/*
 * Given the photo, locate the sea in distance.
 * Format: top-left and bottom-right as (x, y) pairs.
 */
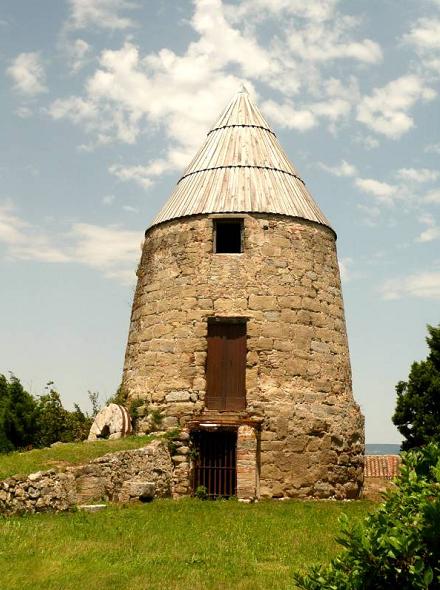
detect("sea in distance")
(365, 444), (401, 455)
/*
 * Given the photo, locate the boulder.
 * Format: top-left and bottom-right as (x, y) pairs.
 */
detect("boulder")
(87, 403), (132, 441)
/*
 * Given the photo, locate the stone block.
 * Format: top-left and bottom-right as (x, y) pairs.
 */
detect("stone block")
(119, 480), (155, 503)
(248, 295), (278, 310)
(165, 391), (191, 402)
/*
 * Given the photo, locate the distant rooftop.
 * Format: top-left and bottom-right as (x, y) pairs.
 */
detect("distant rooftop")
(149, 87), (331, 231)
(364, 455), (401, 479)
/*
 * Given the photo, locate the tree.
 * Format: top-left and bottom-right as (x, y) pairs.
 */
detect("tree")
(65, 404), (91, 441)
(1, 374), (38, 450)
(35, 383), (93, 446)
(34, 383), (70, 447)
(393, 324), (440, 451)
(0, 374), (93, 452)
(0, 375), (14, 453)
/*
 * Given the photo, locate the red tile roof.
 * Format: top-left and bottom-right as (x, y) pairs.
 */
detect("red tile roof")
(365, 455), (401, 478)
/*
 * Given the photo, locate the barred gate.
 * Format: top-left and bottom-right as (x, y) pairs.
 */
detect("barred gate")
(192, 430), (237, 498)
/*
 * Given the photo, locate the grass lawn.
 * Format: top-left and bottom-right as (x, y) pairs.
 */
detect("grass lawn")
(0, 498), (374, 590)
(0, 435), (154, 480)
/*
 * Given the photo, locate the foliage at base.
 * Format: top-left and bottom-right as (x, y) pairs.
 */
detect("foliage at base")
(294, 444), (440, 589)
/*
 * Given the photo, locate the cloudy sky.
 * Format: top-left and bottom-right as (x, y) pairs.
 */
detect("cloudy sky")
(1, 0), (439, 443)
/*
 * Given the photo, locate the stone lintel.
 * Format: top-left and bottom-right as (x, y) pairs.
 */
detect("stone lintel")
(187, 415), (263, 430)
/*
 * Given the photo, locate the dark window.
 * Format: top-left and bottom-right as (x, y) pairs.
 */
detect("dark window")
(214, 219), (243, 253)
(206, 320), (246, 411)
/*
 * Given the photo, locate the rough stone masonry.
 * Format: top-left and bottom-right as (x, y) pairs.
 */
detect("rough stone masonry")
(123, 214), (364, 499)
(121, 88), (365, 500)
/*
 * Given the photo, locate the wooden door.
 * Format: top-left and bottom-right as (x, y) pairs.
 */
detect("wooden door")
(206, 321), (246, 410)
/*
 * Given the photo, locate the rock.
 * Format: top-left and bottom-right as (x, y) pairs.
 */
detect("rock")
(119, 480), (155, 503)
(28, 471), (43, 482)
(88, 403), (132, 441)
(78, 504), (107, 512)
(165, 391), (191, 402)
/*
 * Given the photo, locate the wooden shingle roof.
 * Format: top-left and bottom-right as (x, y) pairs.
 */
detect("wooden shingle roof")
(150, 87), (331, 230)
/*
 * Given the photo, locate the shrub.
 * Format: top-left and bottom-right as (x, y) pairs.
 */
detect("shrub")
(294, 443), (440, 589)
(195, 485), (208, 500)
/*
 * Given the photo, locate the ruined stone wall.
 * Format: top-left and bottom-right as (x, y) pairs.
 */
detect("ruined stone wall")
(123, 213), (364, 499)
(0, 440), (172, 515)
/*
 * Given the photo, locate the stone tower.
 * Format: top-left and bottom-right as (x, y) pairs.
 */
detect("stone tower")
(122, 88), (364, 500)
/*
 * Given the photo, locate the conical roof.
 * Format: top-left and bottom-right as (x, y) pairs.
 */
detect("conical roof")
(150, 87), (331, 230)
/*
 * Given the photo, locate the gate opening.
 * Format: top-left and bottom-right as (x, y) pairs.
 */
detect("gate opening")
(192, 429), (237, 498)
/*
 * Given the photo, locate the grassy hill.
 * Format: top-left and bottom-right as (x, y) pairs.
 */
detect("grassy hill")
(0, 435), (154, 480)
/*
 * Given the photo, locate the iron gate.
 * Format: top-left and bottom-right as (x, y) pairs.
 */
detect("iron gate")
(192, 429), (237, 498)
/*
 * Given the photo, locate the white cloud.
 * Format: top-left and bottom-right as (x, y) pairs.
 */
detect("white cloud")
(355, 135), (380, 150)
(425, 189), (440, 203)
(70, 222), (140, 270)
(0, 203), (140, 284)
(381, 271), (440, 300)
(70, 39), (92, 72)
(286, 23), (382, 64)
(67, 0), (138, 30)
(319, 159), (357, 177)
(357, 75), (436, 138)
(262, 77), (358, 132)
(0, 203), (68, 263)
(404, 18), (440, 50)
(109, 163), (155, 189)
(355, 178), (398, 202)
(50, 0), (383, 186)
(50, 0), (276, 178)
(402, 13), (440, 71)
(396, 168), (439, 183)
(15, 106), (33, 118)
(6, 52), (47, 96)
(416, 212), (440, 242)
(102, 194), (115, 205)
(339, 257), (353, 282)
(417, 226), (440, 242)
(262, 100), (316, 131)
(418, 212), (435, 226)
(122, 205), (139, 213)
(357, 203), (381, 226)
(225, 0), (340, 23)
(425, 143), (440, 154)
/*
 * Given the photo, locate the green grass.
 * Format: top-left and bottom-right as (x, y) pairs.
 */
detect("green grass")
(0, 499), (374, 590)
(0, 435), (154, 480)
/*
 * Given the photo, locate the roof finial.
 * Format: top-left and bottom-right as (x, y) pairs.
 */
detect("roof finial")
(238, 83), (249, 94)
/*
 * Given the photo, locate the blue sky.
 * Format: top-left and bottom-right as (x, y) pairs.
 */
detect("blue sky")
(1, 0), (439, 443)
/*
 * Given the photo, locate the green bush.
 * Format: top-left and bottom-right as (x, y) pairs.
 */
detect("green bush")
(294, 443), (440, 589)
(0, 374), (92, 452)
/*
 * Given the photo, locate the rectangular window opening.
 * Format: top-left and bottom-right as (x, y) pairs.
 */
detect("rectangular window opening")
(214, 219), (243, 254)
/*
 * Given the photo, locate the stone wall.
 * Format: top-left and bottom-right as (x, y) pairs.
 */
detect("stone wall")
(0, 440), (172, 515)
(123, 213), (364, 499)
(237, 425), (259, 501)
